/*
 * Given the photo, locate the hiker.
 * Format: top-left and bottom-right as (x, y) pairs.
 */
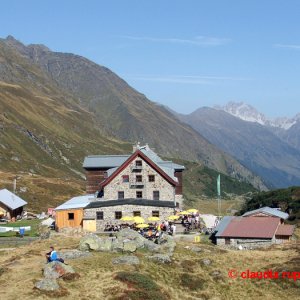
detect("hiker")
(45, 246), (64, 263)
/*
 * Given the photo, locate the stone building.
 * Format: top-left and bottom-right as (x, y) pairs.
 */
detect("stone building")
(215, 207), (295, 249)
(55, 144), (185, 232)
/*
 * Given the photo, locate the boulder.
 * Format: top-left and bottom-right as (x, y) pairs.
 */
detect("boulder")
(189, 246), (203, 253)
(57, 250), (92, 260)
(112, 255), (140, 265)
(158, 234), (176, 255)
(78, 234), (104, 251)
(44, 261), (76, 279)
(35, 279), (60, 291)
(144, 239), (161, 253)
(111, 239), (125, 252)
(116, 229), (145, 249)
(147, 254), (171, 264)
(123, 241), (137, 253)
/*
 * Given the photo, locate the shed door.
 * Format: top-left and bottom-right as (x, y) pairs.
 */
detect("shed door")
(225, 238), (230, 245)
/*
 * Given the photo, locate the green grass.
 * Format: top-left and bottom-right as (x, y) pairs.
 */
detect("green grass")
(0, 219), (41, 237)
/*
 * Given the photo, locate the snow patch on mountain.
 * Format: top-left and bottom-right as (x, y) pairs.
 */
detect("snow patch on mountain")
(215, 102), (299, 130)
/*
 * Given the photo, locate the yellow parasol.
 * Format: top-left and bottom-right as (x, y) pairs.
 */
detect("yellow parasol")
(120, 216), (134, 221)
(187, 209), (198, 213)
(168, 215), (180, 220)
(148, 216), (160, 221)
(179, 211), (189, 215)
(133, 216), (145, 224)
(136, 223), (149, 228)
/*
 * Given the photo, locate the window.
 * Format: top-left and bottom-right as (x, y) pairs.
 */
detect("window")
(136, 191), (143, 198)
(96, 211), (103, 220)
(118, 191), (124, 199)
(133, 211), (141, 217)
(148, 175), (155, 182)
(68, 213), (74, 220)
(153, 191), (160, 200)
(136, 175), (142, 182)
(115, 211), (122, 219)
(135, 160), (142, 167)
(152, 211), (159, 217)
(122, 175), (129, 183)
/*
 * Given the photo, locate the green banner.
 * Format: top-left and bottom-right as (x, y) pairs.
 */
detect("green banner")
(217, 174), (221, 197)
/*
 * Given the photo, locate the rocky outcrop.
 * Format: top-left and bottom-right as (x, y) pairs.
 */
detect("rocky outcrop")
(57, 250), (91, 260)
(44, 261), (76, 279)
(147, 254), (171, 264)
(35, 279), (60, 291)
(78, 229), (176, 256)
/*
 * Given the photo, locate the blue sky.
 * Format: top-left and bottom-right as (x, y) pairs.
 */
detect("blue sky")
(1, 0), (300, 117)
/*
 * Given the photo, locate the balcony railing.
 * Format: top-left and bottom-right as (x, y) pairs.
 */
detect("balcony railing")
(131, 165), (143, 171)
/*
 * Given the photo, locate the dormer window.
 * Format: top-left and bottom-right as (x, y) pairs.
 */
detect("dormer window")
(135, 160), (142, 167)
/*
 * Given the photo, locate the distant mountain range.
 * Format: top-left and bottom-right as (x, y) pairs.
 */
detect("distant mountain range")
(0, 35), (266, 210)
(175, 102), (300, 188)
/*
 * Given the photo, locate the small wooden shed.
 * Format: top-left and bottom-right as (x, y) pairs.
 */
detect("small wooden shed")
(0, 189), (27, 220)
(55, 195), (93, 231)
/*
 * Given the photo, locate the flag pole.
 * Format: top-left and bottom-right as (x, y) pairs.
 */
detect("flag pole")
(217, 174), (221, 217)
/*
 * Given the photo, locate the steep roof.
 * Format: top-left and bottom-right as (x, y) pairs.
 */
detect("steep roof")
(55, 195), (95, 210)
(100, 150), (179, 188)
(83, 155), (129, 169)
(0, 189), (27, 210)
(215, 216), (235, 236)
(243, 207), (289, 220)
(275, 224), (295, 236)
(217, 216), (280, 239)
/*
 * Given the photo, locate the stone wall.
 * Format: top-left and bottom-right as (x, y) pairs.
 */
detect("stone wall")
(104, 156), (175, 201)
(84, 205), (174, 231)
(217, 237), (273, 249)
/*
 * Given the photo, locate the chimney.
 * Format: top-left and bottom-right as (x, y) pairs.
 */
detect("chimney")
(132, 142), (140, 153)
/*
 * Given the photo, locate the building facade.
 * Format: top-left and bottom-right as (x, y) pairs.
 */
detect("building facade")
(55, 144), (185, 232)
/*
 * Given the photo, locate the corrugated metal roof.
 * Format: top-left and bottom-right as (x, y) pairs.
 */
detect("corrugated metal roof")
(215, 216), (235, 236)
(243, 207), (289, 220)
(218, 216), (280, 239)
(86, 199), (175, 209)
(275, 224), (295, 236)
(55, 195), (95, 210)
(0, 189), (27, 210)
(83, 155), (130, 168)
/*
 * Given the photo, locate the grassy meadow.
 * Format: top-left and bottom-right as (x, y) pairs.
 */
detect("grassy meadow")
(0, 230), (299, 300)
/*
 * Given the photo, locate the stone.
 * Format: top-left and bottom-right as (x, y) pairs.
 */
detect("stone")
(190, 246), (203, 253)
(57, 250), (91, 260)
(78, 234), (103, 251)
(147, 254), (171, 264)
(44, 261), (76, 279)
(111, 239), (125, 252)
(201, 258), (212, 266)
(158, 234), (176, 255)
(116, 229), (145, 249)
(35, 279), (60, 291)
(123, 241), (137, 252)
(144, 239), (161, 253)
(112, 255), (140, 265)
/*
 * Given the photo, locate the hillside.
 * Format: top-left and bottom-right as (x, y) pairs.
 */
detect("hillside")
(177, 107), (300, 188)
(239, 186), (300, 223)
(0, 36), (267, 191)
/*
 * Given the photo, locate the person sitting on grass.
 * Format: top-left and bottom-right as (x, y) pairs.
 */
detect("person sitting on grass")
(45, 246), (64, 263)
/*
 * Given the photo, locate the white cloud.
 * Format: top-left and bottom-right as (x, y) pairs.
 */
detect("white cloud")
(273, 44), (300, 50)
(121, 35), (230, 46)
